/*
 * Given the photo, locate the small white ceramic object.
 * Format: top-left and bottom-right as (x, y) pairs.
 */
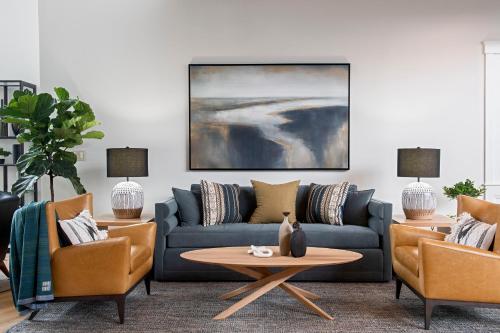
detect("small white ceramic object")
(247, 245), (273, 258)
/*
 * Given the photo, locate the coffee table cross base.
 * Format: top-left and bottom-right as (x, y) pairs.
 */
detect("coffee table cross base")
(214, 264), (333, 320)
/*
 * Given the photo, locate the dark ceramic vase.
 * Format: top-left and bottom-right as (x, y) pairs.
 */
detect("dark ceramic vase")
(290, 222), (307, 258)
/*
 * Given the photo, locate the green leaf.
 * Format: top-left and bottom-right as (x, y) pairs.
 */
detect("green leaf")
(82, 130), (104, 139)
(53, 127), (74, 139)
(54, 87), (69, 101)
(68, 176), (86, 195)
(55, 99), (77, 113)
(16, 133), (32, 144)
(51, 159), (77, 178)
(54, 150), (77, 164)
(17, 94), (38, 116)
(33, 93), (55, 121)
(0, 148), (11, 157)
(0, 106), (27, 118)
(81, 120), (100, 131)
(11, 174), (40, 197)
(1, 117), (30, 126)
(16, 150), (47, 174)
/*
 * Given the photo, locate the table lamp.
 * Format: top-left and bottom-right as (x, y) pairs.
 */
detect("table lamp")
(107, 147), (148, 218)
(397, 147), (440, 220)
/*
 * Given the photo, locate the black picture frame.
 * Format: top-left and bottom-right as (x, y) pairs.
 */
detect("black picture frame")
(189, 63), (350, 171)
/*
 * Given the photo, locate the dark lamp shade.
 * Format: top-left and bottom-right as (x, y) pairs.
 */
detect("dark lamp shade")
(397, 148), (440, 178)
(107, 148), (148, 178)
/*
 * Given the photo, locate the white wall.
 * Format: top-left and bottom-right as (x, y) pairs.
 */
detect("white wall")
(37, 0), (500, 215)
(0, 0), (39, 84)
(0, 0), (39, 195)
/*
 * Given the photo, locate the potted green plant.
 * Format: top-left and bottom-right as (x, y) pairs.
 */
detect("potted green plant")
(443, 179), (486, 199)
(0, 87), (104, 201)
(0, 148), (10, 164)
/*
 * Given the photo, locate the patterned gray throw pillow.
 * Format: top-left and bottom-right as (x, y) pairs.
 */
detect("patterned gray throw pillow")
(306, 182), (350, 225)
(58, 210), (108, 245)
(445, 212), (497, 250)
(200, 180), (242, 226)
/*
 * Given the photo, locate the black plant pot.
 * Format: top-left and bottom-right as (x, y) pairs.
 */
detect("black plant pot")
(0, 159), (4, 165)
(290, 222), (307, 258)
(12, 144), (23, 164)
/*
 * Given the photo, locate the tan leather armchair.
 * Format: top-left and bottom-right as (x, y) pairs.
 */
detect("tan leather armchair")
(30, 193), (156, 324)
(390, 195), (500, 329)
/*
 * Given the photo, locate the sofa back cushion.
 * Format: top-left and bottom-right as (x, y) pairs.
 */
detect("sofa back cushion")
(191, 183), (357, 223)
(173, 188), (202, 227)
(249, 180), (300, 224)
(343, 189), (375, 227)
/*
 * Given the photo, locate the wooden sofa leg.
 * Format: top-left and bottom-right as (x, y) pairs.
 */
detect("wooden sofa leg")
(144, 272), (151, 296)
(395, 278), (402, 299)
(424, 299), (435, 330)
(116, 295), (126, 324)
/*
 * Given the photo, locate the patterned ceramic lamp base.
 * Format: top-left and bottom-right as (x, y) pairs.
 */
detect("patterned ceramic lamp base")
(111, 181), (144, 219)
(402, 182), (436, 220)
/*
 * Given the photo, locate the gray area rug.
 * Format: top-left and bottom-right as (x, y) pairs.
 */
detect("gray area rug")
(8, 281), (500, 332)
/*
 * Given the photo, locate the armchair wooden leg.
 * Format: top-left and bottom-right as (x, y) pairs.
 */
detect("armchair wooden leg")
(115, 295), (126, 324)
(395, 278), (402, 299)
(424, 299), (434, 330)
(28, 310), (39, 321)
(144, 271), (151, 296)
(0, 261), (9, 278)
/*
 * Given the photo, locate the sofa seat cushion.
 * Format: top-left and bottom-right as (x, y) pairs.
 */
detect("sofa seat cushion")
(130, 245), (151, 273)
(394, 246), (419, 276)
(167, 223), (379, 249)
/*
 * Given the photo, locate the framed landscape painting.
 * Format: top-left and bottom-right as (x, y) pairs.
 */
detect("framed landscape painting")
(189, 63), (350, 170)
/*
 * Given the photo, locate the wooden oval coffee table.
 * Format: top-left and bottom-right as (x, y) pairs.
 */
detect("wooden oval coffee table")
(181, 246), (362, 320)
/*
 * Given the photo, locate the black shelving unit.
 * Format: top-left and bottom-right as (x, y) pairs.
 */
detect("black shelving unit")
(0, 80), (38, 202)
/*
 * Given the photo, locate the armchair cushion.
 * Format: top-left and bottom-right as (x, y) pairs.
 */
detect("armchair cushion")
(394, 246), (419, 276)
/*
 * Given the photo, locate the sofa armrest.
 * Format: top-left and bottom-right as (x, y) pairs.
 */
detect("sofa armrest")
(368, 198), (393, 281)
(154, 198), (179, 279)
(419, 238), (500, 302)
(367, 199), (392, 235)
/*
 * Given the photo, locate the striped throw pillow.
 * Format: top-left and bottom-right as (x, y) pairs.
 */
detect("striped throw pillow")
(306, 182), (350, 225)
(445, 212), (497, 250)
(58, 210), (108, 245)
(200, 180), (242, 226)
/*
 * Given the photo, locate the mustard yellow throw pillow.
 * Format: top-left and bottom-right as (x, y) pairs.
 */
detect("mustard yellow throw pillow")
(249, 180), (300, 224)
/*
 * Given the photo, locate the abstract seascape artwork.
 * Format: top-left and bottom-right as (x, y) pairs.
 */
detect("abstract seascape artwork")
(189, 64), (350, 170)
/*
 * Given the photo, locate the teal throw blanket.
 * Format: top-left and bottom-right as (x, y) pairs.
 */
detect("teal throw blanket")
(9, 201), (54, 314)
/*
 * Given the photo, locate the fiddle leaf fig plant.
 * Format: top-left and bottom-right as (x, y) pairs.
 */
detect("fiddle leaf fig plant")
(443, 179), (486, 199)
(0, 87), (104, 201)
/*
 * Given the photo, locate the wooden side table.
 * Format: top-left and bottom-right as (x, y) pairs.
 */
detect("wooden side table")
(392, 214), (455, 233)
(94, 213), (154, 230)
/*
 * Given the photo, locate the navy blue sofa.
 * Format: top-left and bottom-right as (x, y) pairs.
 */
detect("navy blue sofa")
(154, 184), (392, 282)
